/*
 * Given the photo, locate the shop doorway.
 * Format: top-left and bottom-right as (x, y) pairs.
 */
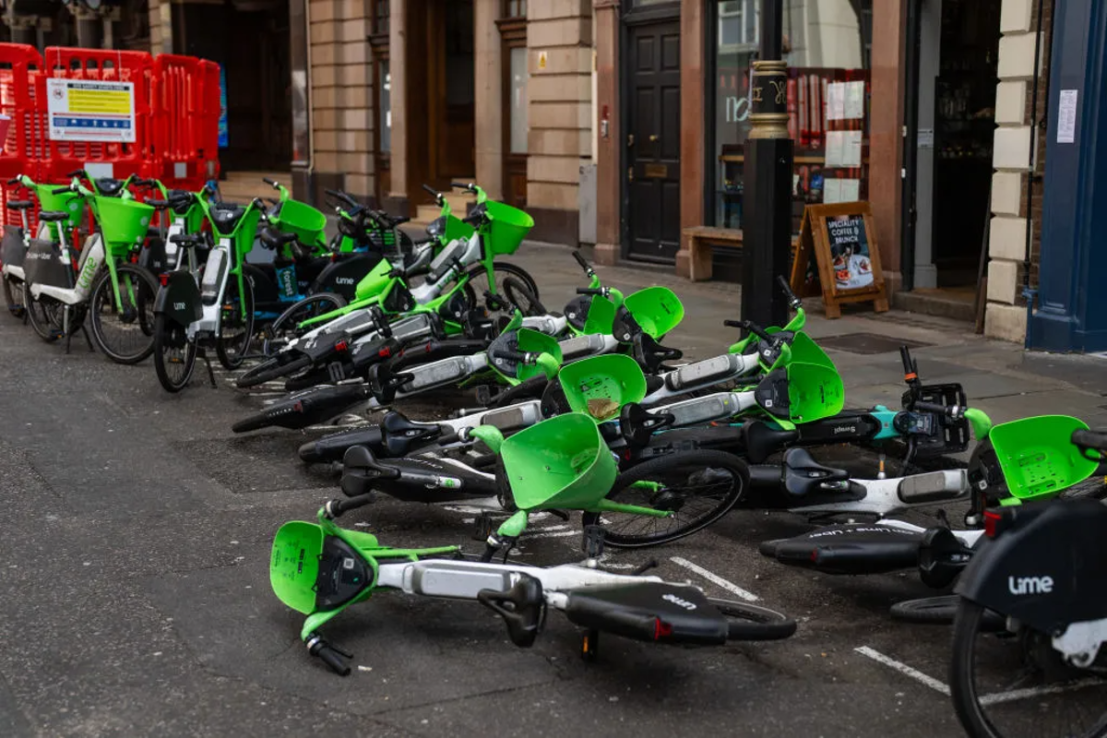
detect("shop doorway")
(913, 0), (1001, 290)
(624, 20), (681, 263)
(428, 0), (475, 185)
(172, 0), (292, 174)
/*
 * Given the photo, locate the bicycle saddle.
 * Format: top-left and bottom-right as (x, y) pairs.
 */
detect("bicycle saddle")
(5, 200), (32, 210)
(741, 420), (800, 464)
(340, 445), (400, 498)
(633, 333), (684, 374)
(478, 576), (545, 648)
(620, 403), (674, 449)
(381, 411), (442, 455)
(170, 233), (206, 248)
(781, 447), (850, 497)
(38, 210), (70, 223)
(94, 178), (125, 197)
(611, 305), (643, 344)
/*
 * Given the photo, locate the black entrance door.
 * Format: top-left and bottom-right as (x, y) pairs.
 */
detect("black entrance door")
(626, 21), (681, 263)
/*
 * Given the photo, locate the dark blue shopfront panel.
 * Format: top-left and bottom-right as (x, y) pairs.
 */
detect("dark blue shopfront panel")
(1030, 0), (1107, 352)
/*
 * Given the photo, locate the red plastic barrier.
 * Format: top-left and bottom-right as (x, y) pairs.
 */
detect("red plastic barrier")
(0, 44), (45, 229)
(39, 47), (156, 184)
(153, 54), (220, 192)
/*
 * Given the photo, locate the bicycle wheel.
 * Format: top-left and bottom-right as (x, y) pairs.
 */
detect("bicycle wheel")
(26, 294), (62, 343)
(465, 262), (540, 318)
(263, 292), (346, 356)
(3, 275), (25, 318)
(88, 264), (158, 365)
(153, 313), (197, 392)
(709, 598), (797, 642)
(215, 273), (255, 370)
(584, 450), (748, 548)
(950, 599), (1107, 738)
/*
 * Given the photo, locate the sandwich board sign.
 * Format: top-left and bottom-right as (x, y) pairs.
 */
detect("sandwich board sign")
(47, 78), (136, 143)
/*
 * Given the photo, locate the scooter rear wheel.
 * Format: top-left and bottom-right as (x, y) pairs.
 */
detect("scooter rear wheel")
(153, 313), (197, 392)
(264, 292), (347, 356)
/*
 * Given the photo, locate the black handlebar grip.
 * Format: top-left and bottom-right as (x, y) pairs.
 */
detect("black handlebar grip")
(7, 177), (19, 185)
(51, 187), (71, 195)
(776, 275), (800, 306)
(450, 181), (473, 191)
(313, 644), (351, 676)
(421, 183), (439, 197)
(437, 429), (460, 446)
(461, 211), (484, 226)
(263, 177), (278, 187)
(1072, 429), (1107, 455)
(723, 319), (744, 330)
(572, 250), (590, 272)
(325, 494), (375, 519)
(914, 401), (954, 416)
(499, 349), (532, 364)
(900, 346), (916, 377)
(66, 169), (85, 178)
(576, 288), (603, 296)
(741, 319), (774, 342)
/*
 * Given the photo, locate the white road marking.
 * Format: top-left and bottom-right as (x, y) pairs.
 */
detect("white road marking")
(979, 679), (1104, 706)
(854, 646), (950, 696)
(669, 557), (759, 602)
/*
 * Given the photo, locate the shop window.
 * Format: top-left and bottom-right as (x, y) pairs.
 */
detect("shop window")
(710, 0), (873, 231)
(508, 47), (529, 154)
(503, 0), (527, 18)
(379, 60), (391, 153)
(373, 0), (390, 37)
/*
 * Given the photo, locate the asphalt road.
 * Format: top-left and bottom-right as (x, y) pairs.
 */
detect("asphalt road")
(1, 255), (1104, 737)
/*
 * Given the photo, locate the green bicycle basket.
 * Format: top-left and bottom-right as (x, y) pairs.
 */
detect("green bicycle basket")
(271, 521), (325, 615)
(623, 286), (684, 339)
(511, 327), (564, 383)
(92, 196), (154, 256)
(500, 413), (619, 512)
(558, 354), (647, 422)
(272, 199), (327, 247)
(483, 201), (534, 256)
(788, 332), (837, 371)
(579, 293), (617, 335)
(989, 415), (1099, 501)
(32, 185), (83, 229)
(785, 361), (846, 424)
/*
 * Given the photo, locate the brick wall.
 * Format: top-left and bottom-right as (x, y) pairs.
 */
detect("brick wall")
(309, 0), (374, 200)
(985, 0), (1051, 342)
(525, 0), (591, 245)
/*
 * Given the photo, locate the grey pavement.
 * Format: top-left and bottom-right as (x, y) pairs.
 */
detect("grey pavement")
(0, 245), (1103, 737)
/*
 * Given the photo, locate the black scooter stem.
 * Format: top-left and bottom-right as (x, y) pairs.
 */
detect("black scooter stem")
(231, 384), (372, 433)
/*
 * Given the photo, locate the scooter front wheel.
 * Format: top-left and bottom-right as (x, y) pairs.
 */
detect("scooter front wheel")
(153, 313), (197, 392)
(264, 292), (347, 356)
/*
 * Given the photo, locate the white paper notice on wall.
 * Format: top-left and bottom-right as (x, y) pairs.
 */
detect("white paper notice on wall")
(844, 81), (865, 119)
(825, 131), (863, 168)
(823, 179), (842, 204)
(918, 128), (935, 148)
(1058, 89), (1078, 144)
(826, 83), (846, 121)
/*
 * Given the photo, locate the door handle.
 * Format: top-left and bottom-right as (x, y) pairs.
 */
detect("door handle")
(649, 134), (659, 142)
(627, 166), (634, 182)
(627, 134), (635, 147)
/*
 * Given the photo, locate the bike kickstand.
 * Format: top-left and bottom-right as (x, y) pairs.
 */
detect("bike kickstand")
(81, 325), (95, 352)
(199, 349), (217, 388)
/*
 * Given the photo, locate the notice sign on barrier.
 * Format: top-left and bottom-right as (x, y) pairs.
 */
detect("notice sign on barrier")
(46, 79), (136, 142)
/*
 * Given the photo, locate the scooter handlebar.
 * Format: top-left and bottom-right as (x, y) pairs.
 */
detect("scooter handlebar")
(913, 401), (962, 418)
(576, 287), (604, 296)
(263, 177), (279, 187)
(323, 494), (374, 519)
(51, 187), (72, 195)
(7, 177), (19, 185)
(777, 275), (802, 308)
(572, 250), (592, 273)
